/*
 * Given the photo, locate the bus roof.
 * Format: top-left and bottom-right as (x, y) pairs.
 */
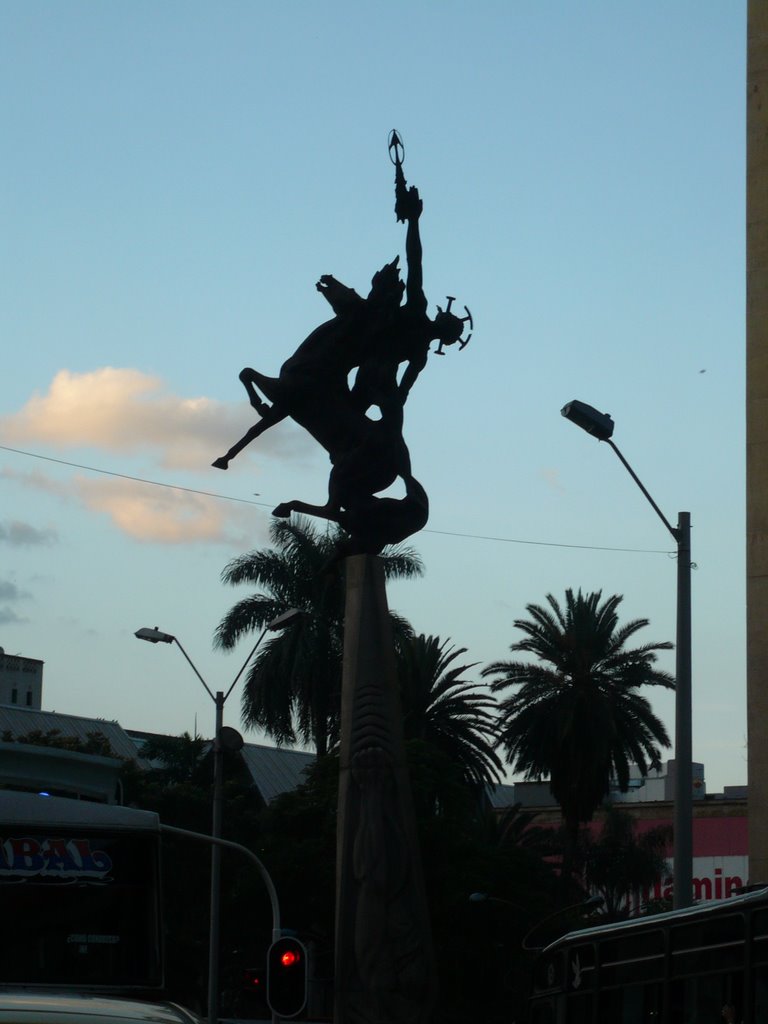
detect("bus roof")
(0, 791), (160, 832)
(543, 886), (768, 953)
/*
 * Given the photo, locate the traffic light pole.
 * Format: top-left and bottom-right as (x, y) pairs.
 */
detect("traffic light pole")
(160, 824), (282, 1023)
(208, 692), (224, 1024)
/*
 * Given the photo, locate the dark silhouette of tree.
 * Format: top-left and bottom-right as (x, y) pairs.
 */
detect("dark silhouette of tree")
(1, 728), (114, 756)
(483, 589), (673, 852)
(214, 516), (422, 756)
(397, 634), (502, 790)
(580, 805), (672, 921)
(138, 732), (209, 785)
(493, 802), (560, 860)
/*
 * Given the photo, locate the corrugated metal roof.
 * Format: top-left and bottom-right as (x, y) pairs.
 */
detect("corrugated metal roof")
(486, 782), (517, 809)
(239, 742), (315, 803)
(0, 706), (141, 762)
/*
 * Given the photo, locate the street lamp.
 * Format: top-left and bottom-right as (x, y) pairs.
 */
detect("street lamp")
(520, 895), (604, 952)
(561, 399), (693, 910)
(468, 892), (604, 950)
(135, 608), (304, 1024)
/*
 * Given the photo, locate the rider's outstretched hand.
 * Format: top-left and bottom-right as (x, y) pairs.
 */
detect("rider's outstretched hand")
(395, 184), (422, 223)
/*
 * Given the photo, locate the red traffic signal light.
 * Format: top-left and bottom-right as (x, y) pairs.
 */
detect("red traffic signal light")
(267, 936), (308, 1018)
(242, 968), (264, 990)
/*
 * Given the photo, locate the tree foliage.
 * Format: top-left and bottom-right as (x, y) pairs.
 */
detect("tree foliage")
(397, 633), (502, 790)
(1, 728), (114, 756)
(214, 516), (422, 755)
(484, 588), (674, 840)
(580, 805), (672, 921)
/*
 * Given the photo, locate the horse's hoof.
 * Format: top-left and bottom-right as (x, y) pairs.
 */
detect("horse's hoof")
(212, 457), (229, 470)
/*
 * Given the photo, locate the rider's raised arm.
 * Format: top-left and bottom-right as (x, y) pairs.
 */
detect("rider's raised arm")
(404, 201), (428, 314)
(403, 191), (428, 314)
(394, 165), (428, 315)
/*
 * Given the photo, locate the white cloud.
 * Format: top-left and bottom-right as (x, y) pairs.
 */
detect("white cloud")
(73, 476), (268, 545)
(1, 467), (271, 546)
(0, 367), (316, 545)
(0, 367), (309, 471)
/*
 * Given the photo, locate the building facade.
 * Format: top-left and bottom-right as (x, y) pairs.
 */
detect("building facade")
(0, 648), (43, 710)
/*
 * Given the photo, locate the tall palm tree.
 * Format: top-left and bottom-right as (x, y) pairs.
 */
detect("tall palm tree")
(397, 633), (503, 790)
(214, 516), (422, 756)
(482, 589), (673, 845)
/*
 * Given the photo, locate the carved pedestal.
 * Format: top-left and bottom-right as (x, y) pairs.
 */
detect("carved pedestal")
(335, 555), (436, 1024)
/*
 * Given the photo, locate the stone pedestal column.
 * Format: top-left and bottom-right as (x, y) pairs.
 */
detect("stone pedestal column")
(334, 555), (436, 1024)
(748, 0), (768, 883)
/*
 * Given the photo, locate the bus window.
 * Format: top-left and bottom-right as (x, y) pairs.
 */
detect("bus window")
(528, 997), (556, 1024)
(753, 908), (768, 964)
(0, 827), (162, 988)
(754, 965), (768, 1022)
(566, 944), (595, 993)
(597, 981), (661, 1024)
(600, 929), (664, 986)
(670, 972), (743, 1024)
(671, 914), (745, 974)
(565, 993), (593, 1024)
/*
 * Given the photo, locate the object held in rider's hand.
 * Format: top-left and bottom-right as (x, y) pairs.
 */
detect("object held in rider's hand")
(388, 130), (405, 166)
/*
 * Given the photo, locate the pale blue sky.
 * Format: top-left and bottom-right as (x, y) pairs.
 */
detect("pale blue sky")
(0, 2), (746, 791)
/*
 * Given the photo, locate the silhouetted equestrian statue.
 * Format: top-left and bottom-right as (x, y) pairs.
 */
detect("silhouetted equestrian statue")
(213, 131), (472, 555)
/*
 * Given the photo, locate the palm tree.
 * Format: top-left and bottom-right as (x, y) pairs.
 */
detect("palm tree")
(482, 589), (674, 847)
(214, 516), (422, 756)
(397, 633), (503, 790)
(580, 805), (672, 920)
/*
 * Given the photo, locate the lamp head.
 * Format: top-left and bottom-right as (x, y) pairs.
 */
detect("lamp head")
(267, 609), (305, 631)
(561, 400), (615, 441)
(134, 626), (175, 645)
(582, 895), (604, 911)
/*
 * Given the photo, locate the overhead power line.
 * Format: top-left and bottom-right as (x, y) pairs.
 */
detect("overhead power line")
(0, 444), (672, 556)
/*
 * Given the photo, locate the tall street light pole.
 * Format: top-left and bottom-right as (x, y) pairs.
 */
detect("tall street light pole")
(560, 400), (693, 911)
(135, 607), (304, 1024)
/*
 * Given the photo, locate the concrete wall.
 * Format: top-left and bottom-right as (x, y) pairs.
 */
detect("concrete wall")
(748, 1), (768, 883)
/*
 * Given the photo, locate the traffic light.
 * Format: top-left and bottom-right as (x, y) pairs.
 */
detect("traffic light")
(242, 968), (265, 993)
(267, 936), (307, 1018)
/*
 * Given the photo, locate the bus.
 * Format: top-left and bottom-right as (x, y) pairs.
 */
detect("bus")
(0, 791), (163, 996)
(527, 885), (768, 1024)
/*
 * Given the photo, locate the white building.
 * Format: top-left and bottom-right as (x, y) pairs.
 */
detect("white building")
(0, 648), (43, 710)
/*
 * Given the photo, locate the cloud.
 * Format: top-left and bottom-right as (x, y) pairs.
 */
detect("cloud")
(0, 367), (310, 471)
(74, 476), (271, 546)
(0, 367), (316, 545)
(0, 608), (28, 625)
(0, 520), (57, 546)
(0, 581), (31, 602)
(539, 468), (566, 494)
(1, 465), (269, 545)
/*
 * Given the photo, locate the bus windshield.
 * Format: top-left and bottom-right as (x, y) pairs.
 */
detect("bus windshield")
(0, 792), (162, 990)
